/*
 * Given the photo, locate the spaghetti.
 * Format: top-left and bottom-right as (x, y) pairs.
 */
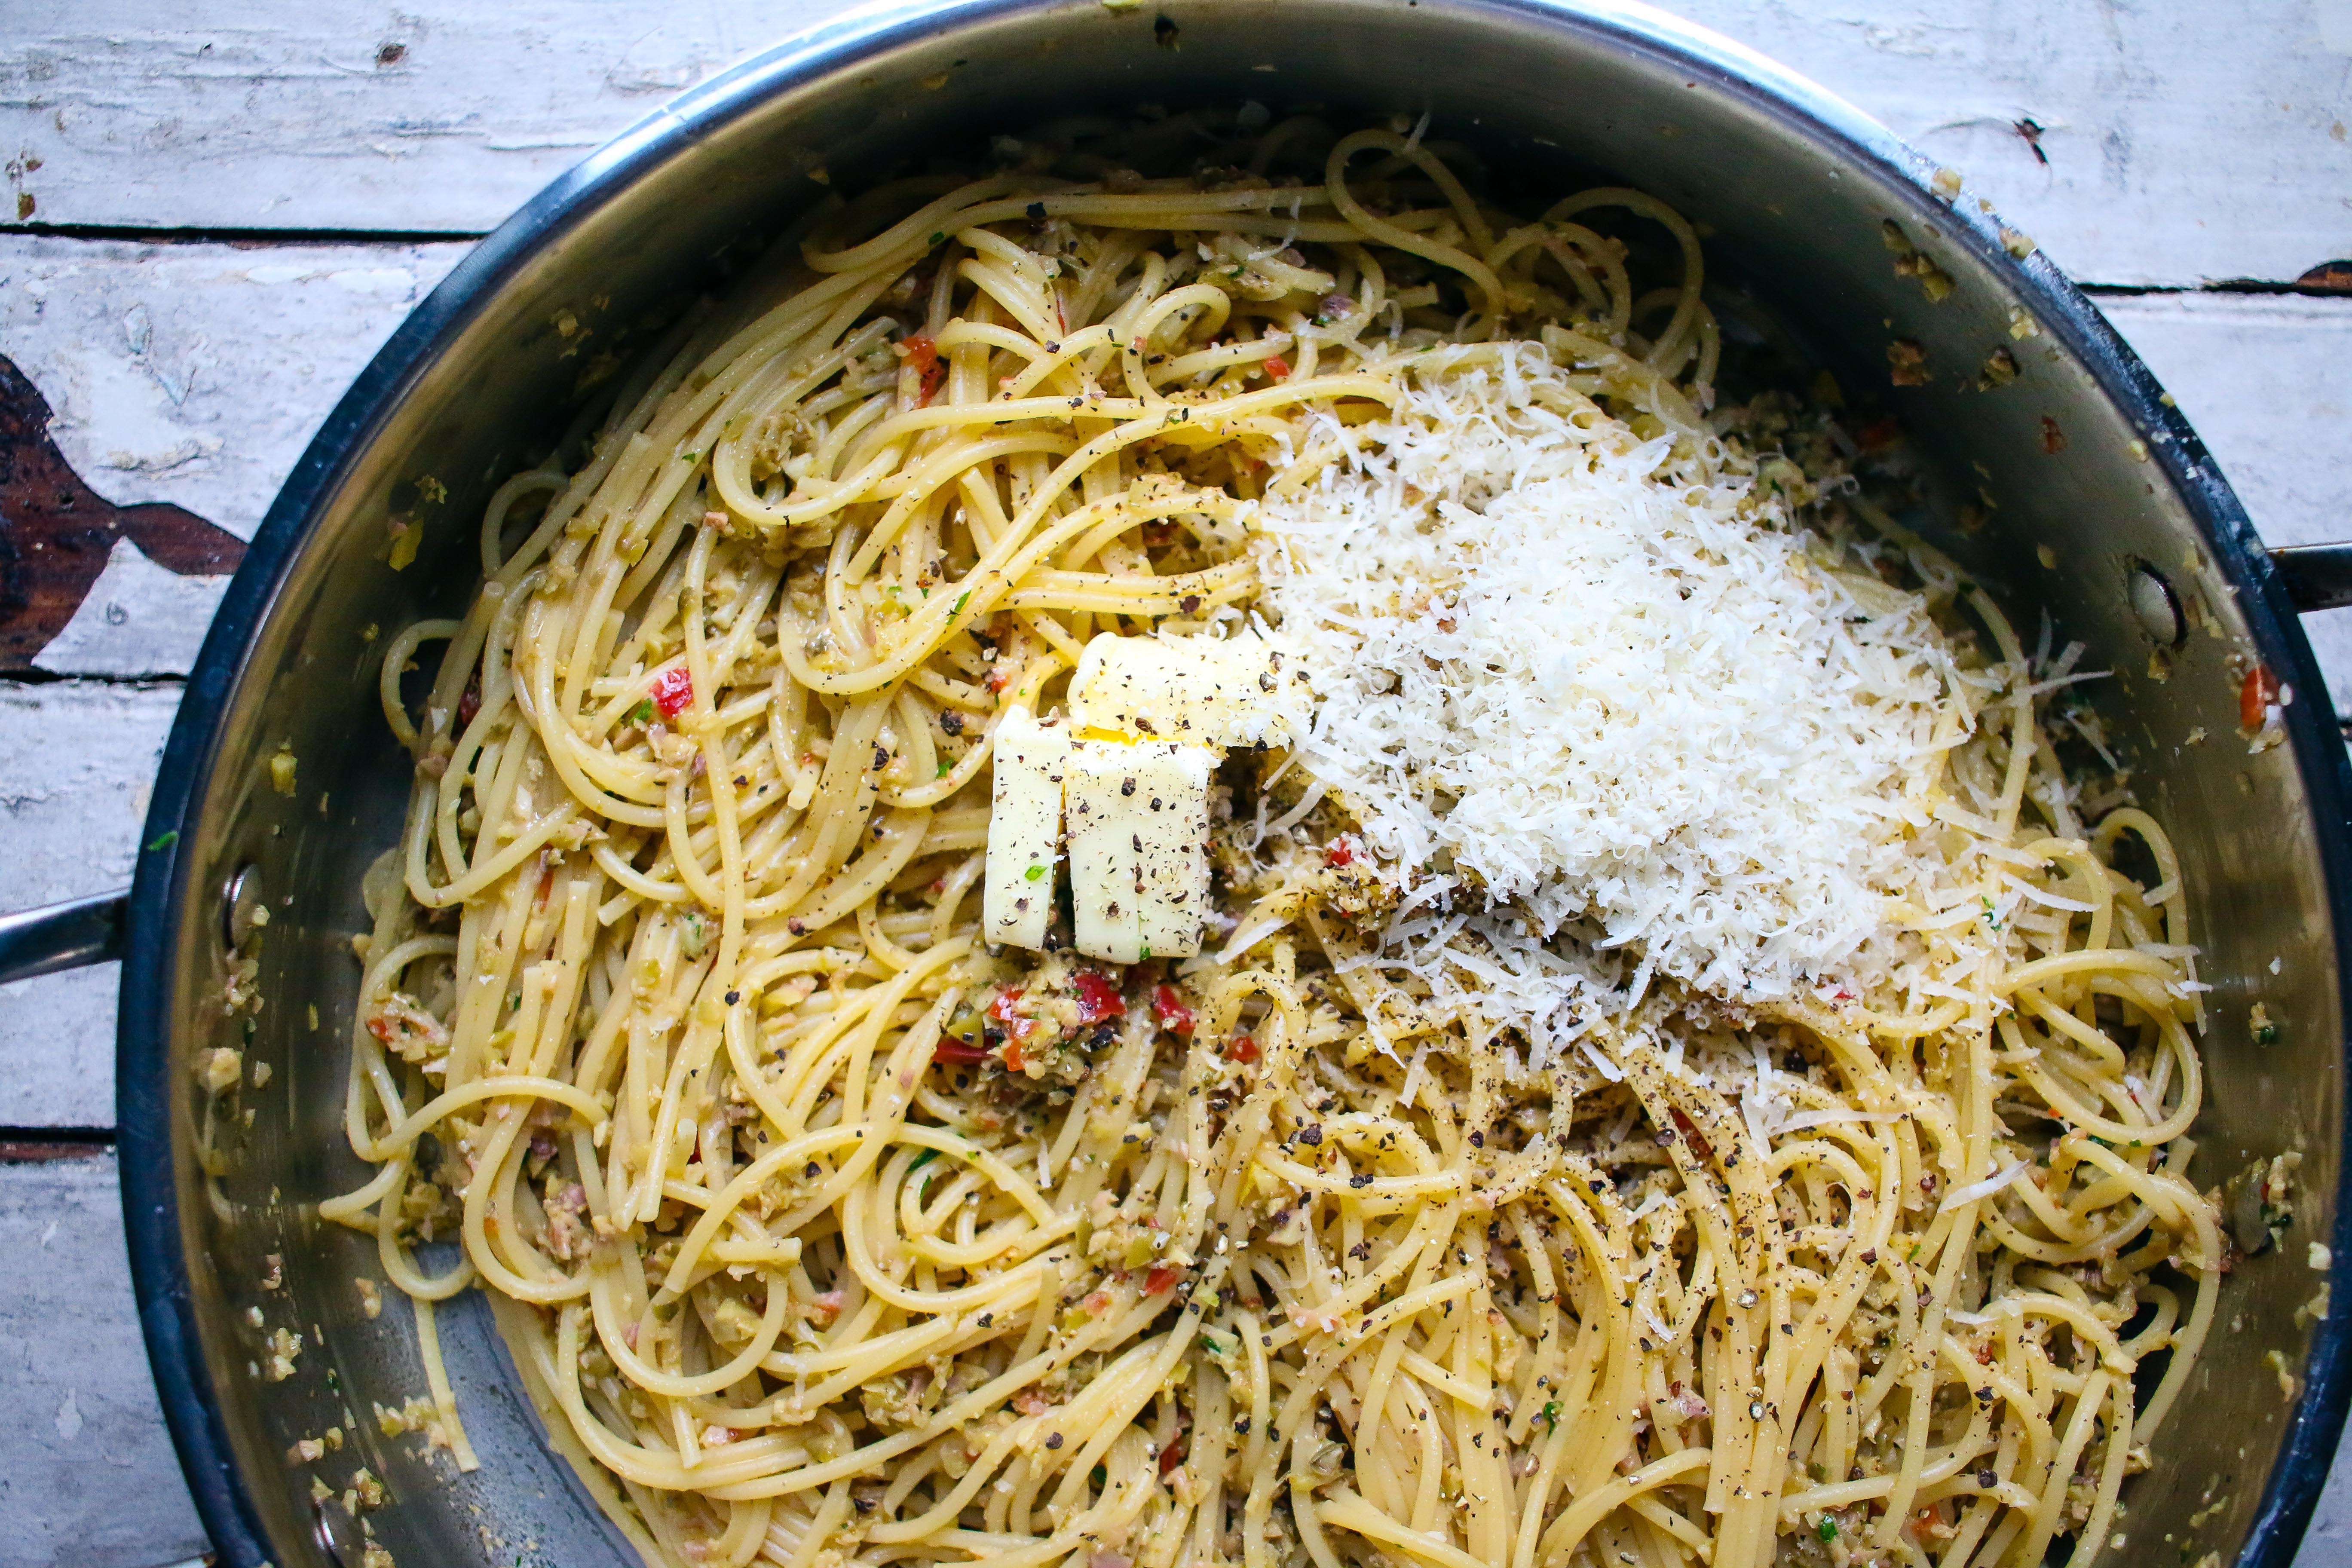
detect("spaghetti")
(334, 111), (2221, 1568)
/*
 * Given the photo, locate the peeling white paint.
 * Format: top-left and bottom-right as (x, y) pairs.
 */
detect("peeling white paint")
(0, 235), (467, 535)
(31, 536), (232, 678)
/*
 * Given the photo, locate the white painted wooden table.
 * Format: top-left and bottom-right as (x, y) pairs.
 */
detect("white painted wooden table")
(0, 3), (2346, 1564)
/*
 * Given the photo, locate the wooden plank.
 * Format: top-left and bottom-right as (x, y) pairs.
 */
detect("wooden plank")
(0, 277), (2343, 1126)
(0, 234), (470, 543)
(0, 0), (2346, 286)
(2098, 292), (2352, 715)
(0, 679), (179, 1129)
(0, 1151), (208, 1568)
(0, 0), (857, 233)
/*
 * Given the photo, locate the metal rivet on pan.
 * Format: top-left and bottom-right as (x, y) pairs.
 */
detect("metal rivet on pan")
(315, 1498), (366, 1568)
(224, 864), (265, 949)
(2127, 559), (2185, 648)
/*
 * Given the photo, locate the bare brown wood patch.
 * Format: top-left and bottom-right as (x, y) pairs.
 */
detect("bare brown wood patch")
(0, 354), (244, 669)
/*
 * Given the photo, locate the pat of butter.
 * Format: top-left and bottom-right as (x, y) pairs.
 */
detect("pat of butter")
(1065, 736), (1214, 964)
(983, 707), (1067, 950)
(1070, 631), (1301, 748)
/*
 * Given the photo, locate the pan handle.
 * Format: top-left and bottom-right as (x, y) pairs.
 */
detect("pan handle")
(0, 889), (129, 986)
(2270, 545), (2352, 613)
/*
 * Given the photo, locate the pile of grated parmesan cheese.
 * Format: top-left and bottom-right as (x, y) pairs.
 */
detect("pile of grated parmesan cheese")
(1255, 342), (1960, 1044)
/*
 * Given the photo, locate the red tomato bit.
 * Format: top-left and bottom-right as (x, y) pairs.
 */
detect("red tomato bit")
(1158, 1433), (1189, 1474)
(1152, 983), (1195, 1035)
(902, 334), (946, 407)
(1073, 970), (1124, 1025)
(934, 1038), (991, 1065)
(1225, 1033), (1259, 1064)
(2241, 662), (2282, 733)
(1145, 1264), (1180, 1295)
(1325, 838), (1355, 867)
(1263, 355), (1291, 381)
(652, 665), (694, 720)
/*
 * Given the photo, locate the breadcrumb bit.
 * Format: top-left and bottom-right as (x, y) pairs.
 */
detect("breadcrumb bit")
(196, 1047), (243, 1094)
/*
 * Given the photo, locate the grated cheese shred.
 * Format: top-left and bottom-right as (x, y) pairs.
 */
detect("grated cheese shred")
(1256, 343), (1961, 1046)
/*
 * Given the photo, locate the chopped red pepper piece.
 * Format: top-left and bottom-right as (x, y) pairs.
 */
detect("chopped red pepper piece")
(1855, 417), (1902, 453)
(1325, 839), (1354, 867)
(1152, 983), (1194, 1035)
(901, 334), (946, 407)
(2241, 663), (2282, 733)
(1158, 1433), (1188, 1474)
(1225, 1033), (1259, 1064)
(1073, 970), (1124, 1024)
(1145, 1264), (1180, 1295)
(987, 989), (1038, 1044)
(652, 665), (693, 720)
(457, 681), (481, 729)
(1263, 355), (1290, 381)
(1004, 1039), (1029, 1073)
(934, 1038), (991, 1065)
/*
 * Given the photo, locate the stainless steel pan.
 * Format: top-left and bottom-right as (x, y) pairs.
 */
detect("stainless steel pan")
(4, 0), (2349, 1562)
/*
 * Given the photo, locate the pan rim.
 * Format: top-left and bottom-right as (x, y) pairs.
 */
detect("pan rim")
(113, 3), (2352, 1563)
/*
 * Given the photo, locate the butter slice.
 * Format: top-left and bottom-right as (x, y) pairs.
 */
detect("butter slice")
(1064, 736), (1214, 964)
(1070, 631), (1301, 748)
(983, 707), (1068, 950)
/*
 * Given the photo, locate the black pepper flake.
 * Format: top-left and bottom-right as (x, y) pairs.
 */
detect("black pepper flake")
(804, 1161), (821, 1177)
(1121, 777), (1136, 796)
(940, 711), (965, 736)
(1046, 1432), (1064, 1448)
(1348, 1174), (1374, 1189)
(1297, 1124), (1323, 1146)
(725, 990), (741, 1004)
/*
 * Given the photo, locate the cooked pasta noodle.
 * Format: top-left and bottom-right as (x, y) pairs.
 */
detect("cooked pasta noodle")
(337, 110), (2220, 1568)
